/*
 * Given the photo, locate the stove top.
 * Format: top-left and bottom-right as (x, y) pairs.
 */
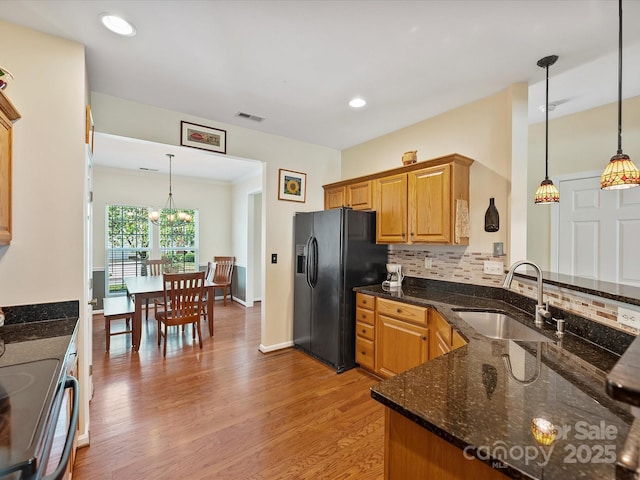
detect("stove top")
(0, 359), (60, 478)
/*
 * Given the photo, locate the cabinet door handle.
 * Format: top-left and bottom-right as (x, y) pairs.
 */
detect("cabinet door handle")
(422, 336), (427, 341)
(361, 329), (366, 334)
(411, 232), (414, 237)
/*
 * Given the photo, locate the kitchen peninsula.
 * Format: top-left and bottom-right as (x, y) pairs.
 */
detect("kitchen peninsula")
(357, 278), (636, 480)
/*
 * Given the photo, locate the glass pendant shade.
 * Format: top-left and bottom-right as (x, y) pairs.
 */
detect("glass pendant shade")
(534, 179), (560, 204)
(601, 153), (640, 190)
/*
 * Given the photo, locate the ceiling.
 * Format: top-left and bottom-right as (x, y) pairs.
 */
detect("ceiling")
(2, 0), (640, 181)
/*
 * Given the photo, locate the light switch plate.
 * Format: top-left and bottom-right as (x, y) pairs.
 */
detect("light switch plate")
(483, 261), (503, 275)
(618, 306), (640, 329)
(493, 242), (504, 256)
(424, 257), (432, 269)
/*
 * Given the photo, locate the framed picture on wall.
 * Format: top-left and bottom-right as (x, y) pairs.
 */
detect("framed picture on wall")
(180, 121), (227, 154)
(278, 169), (307, 203)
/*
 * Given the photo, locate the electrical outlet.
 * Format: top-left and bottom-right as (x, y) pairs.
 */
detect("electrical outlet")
(483, 261), (503, 275)
(618, 306), (640, 329)
(424, 257), (432, 269)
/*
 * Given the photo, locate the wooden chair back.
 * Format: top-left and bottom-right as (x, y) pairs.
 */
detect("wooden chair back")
(212, 256), (234, 284)
(145, 259), (168, 276)
(161, 272), (205, 326)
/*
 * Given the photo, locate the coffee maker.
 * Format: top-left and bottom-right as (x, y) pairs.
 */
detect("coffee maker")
(382, 263), (404, 289)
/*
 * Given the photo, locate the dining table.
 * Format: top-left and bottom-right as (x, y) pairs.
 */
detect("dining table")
(124, 274), (216, 351)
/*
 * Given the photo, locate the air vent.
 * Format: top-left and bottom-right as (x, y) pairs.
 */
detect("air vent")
(236, 112), (265, 122)
(139, 167), (159, 172)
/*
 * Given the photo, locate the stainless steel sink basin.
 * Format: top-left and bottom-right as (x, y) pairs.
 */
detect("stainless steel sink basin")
(453, 310), (553, 342)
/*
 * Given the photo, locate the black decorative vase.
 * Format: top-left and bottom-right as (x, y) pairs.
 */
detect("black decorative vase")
(484, 197), (499, 232)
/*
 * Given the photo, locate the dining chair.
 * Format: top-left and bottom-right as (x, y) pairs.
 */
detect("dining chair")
(156, 271), (205, 357)
(212, 256), (235, 306)
(145, 258), (168, 320)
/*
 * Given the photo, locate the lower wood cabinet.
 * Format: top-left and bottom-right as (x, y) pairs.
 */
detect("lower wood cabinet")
(385, 408), (508, 480)
(356, 294), (467, 377)
(355, 293), (376, 371)
(377, 314), (428, 378)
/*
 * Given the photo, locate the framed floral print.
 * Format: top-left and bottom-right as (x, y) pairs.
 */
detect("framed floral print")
(278, 169), (306, 203)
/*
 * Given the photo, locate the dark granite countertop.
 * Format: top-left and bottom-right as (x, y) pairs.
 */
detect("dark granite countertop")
(516, 271), (640, 308)
(358, 282), (635, 480)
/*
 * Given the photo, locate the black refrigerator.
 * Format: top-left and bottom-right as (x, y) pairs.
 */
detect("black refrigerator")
(293, 208), (387, 373)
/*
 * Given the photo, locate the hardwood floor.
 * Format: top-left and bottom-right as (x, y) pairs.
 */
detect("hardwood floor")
(75, 301), (385, 479)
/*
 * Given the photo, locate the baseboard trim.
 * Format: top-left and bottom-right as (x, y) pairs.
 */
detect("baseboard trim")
(77, 431), (90, 448)
(259, 341), (293, 353)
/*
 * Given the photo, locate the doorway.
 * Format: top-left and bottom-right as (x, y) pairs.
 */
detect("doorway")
(551, 171), (640, 286)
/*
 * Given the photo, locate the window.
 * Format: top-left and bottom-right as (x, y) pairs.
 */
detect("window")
(105, 205), (198, 296)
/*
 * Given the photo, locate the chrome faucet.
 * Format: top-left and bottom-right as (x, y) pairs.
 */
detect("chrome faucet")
(503, 260), (551, 327)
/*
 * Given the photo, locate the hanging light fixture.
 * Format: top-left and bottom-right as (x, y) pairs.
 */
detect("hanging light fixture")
(534, 54), (560, 204)
(600, 0), (640, 190)
(148, 154), (192, 225)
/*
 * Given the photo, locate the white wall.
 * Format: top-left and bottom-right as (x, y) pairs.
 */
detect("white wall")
(231, 172), (262, 305)
(91, 93), (341, 350)
(93, 166), (233, 269)
(0, 20), (90, 442)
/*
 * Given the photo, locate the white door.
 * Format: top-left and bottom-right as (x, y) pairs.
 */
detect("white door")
(554, 172), (640, 286)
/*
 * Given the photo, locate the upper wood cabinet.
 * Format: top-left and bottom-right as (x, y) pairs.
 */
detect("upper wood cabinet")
(375, 174), (407, 243)
(323, 153), (473, 245)
(324, 180), (373, 210)
(0, 90), (21, 246)
(324, 185), (346, 210)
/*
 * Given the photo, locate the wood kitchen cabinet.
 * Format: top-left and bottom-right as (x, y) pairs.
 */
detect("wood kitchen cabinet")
(346, 180), (373, 210)
(0, 90), (21, 246)
(375, 174), (408, 243)
(356, 295), (467, 377)
(385, 409), (508, 480)
(376, 159), (470, 245)
(323, 180), (373, 210)
(323, 153), (473, 245)
(355, 293), (376, 371)
(324, 185), (346, 210)
(375, 298), (428, 379)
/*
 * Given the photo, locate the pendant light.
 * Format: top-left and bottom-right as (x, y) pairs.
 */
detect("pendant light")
(148, 154), (192, 225)
(534, 55), (560, 204)
(600, 0), (640, 190)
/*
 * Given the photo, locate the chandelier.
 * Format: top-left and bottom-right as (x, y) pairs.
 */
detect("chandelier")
(148, 153), (192, 225)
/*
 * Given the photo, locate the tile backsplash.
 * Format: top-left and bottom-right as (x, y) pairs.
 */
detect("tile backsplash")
(389, 248), (639, 336)
(389, 248), (506, 287)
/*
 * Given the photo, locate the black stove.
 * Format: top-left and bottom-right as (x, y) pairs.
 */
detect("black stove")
(0, 359), (60, 479)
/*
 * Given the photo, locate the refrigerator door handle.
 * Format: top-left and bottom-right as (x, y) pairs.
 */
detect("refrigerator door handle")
(310, 236), (319, 288)
(305, 237), (313, 288)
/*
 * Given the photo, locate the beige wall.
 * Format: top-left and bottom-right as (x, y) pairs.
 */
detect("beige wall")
(0, 21), (91, 442)
(91, 93), (341, 350)
(527, 95), (640, 269)
(342, 84), (527, 260)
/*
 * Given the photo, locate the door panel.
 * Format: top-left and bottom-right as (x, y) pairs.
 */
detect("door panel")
(311, 209), (342, 367)
(410, 165), (450, 243)
(557, 175), (640, 286)
(293, 213), (313, 350)
(376, 174), (407, 243)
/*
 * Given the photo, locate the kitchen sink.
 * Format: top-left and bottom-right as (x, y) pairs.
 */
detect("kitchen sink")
(453, 310), (553, 342)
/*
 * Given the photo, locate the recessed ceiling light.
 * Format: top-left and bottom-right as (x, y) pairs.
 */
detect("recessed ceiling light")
(99, 13), (136, 37)
(349, 97), (366, 108)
